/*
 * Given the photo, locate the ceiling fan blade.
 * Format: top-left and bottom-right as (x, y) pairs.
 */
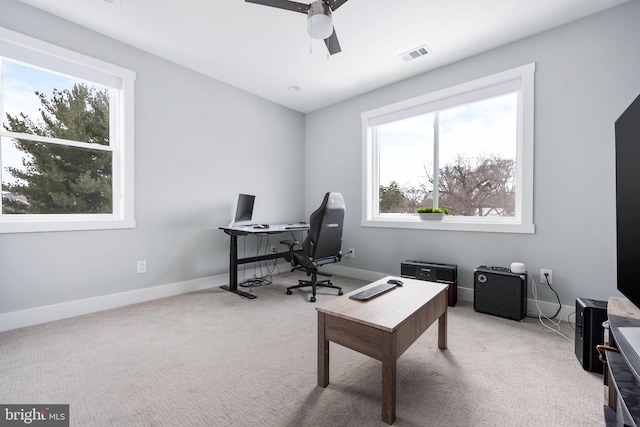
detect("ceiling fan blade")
(326, 0), (349, 11)
(324, 28), (342, 55)
(245, 0), (308, 14)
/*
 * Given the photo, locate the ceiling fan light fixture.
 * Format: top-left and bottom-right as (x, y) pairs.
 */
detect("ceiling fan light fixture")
(307, 2), (333, 40)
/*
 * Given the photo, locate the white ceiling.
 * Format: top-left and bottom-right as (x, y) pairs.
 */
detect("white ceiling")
(18, 0), (631, 113)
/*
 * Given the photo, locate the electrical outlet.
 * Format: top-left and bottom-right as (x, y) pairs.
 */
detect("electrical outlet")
(347, 248), (355, 258)
(270, 245), (277, 253)
(540, 268), (552, 285)
(137, 260), (147, 274)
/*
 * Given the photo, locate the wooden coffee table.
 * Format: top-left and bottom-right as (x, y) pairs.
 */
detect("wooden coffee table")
(316, 276), (448, 424)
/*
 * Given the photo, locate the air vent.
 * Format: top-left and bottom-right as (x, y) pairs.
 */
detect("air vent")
(401, 45), (431, 62)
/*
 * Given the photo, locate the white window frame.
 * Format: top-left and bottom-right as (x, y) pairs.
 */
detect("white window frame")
(361, 63), (535, 234)
(0, 27), (135, 233)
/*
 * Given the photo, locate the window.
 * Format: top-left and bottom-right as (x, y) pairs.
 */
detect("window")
(0, 27), (135, 233)
(362, 63), (535, 233)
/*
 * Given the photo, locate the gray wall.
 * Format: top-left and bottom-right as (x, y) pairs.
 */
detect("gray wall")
(0, 1), (305, 314)
(306, 0), (640, 306)
(2, 0), (639, 318)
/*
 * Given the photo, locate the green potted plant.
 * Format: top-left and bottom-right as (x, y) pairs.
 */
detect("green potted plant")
(416, 207), (450, 221)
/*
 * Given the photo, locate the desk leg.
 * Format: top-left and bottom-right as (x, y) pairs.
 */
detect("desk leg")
(438, 297), (448, 350)
(229, 234), (238, 291)
(381, 332), (397, 424)
(318, 312), (329, 387)
(220, 234), (256, 299)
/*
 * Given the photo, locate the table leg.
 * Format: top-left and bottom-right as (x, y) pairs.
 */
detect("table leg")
(381, 332), (397, 424)
(318, 312), (329, 387)
(438, 298), (448, 350)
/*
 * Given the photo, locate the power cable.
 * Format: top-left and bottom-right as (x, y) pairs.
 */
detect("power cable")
(528, 272), (572, 342)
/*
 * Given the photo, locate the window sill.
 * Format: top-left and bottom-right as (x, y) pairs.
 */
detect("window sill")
(361, 217), (535, 234)
(0, 217), (136, 234)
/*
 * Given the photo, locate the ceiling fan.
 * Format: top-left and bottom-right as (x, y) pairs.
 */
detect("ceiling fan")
(245, 0), (350, 55)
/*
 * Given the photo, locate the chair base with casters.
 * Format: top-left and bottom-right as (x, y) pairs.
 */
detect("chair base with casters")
(281, 239), (344, 302)
(285, 272), (343, 303)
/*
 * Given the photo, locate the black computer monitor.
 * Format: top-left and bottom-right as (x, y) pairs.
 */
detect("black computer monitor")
(232, 194), (255, 226)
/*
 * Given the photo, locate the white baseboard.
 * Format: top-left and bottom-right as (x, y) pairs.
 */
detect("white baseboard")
(322, 264), (388, 282)
(525, 297), (576, 324)
(0, 274), (229, 333)
(0, 266), (577, 333)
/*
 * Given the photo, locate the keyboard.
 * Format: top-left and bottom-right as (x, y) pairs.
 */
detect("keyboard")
(349, 283), (397, 301)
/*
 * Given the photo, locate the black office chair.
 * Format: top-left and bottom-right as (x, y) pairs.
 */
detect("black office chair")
(281, 192), (345, 302)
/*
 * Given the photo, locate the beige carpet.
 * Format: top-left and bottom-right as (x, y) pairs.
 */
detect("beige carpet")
(0, 273), (603, 426)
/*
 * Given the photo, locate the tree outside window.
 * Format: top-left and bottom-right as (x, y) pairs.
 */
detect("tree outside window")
(376, 93), (518, 217)
(2, 61), (113, 215)
(362, 64), (535, 233)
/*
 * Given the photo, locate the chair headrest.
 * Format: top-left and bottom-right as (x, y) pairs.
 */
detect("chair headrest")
(323, 192), (345, 211)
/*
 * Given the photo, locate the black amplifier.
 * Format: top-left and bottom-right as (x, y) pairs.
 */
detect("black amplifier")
(474, 266), (527, 321)
(401, 260), (457, 306)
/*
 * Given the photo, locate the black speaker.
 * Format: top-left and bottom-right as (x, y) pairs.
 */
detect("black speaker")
(401, 260), (457, 306)
(575, 298), (608, 374)
(474, 266), (527, 321)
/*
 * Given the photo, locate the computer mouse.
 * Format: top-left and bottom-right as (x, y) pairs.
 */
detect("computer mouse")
(387, 279), (403, 286)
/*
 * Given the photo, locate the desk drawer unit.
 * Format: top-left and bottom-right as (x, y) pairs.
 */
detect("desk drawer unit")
(401, 260), (457, 306)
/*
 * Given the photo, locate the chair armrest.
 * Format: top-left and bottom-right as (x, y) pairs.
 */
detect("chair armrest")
(279, 239), (299, 248)
(315, 253), (342, 267)
(280, 239), (301, 267)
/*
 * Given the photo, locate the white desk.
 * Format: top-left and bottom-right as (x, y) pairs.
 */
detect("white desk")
(219, 223), (309, 298)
